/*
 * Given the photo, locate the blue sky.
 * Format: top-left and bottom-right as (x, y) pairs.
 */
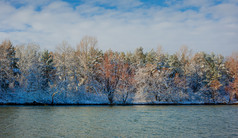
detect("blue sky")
(0, 0), (238, 55)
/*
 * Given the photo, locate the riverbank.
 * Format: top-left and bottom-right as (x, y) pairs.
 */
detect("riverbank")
(1, 101), (238, 106)
(1, 89), (237, 106)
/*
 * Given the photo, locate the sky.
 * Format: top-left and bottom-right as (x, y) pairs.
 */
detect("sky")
(0, 0), (238, 56)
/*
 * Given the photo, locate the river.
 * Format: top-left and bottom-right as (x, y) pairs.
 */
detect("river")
(0, 105), (238, 137)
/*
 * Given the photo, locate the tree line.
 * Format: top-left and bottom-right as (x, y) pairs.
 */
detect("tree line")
(0, 37), (238, 104)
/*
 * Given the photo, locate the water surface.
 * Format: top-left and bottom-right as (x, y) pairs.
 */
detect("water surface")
(0, 105), (238, 137)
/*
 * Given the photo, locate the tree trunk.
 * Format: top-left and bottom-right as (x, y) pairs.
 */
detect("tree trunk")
(155, 95), (158, 101)
(108, 92), (114, 104)
(51, 96), (54, 105)
(235, 93), (238, 100)
(123, 91), (129, 104)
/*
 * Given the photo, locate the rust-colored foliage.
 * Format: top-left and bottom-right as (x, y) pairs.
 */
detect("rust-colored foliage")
(95, 50), (136, 103)
(210, 79), (221, 91)
(119, 63), (135, 88)
(96, 51), (122, 92)
(101, 52), (121, 82)
(225, 53), (238, 100)
(174, 73), (180, 84)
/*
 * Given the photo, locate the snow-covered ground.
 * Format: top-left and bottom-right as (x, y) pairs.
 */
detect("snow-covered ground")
(0, 89), (236, 105)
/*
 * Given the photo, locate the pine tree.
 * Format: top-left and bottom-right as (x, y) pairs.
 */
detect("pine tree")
(168, 54), (182, 78)
(134, 47), (146, 66)
(41, 50), (55, 90)
(0, 40), (19, 91)
(203, 53), (225, 102)
(145, 49), (157, 64)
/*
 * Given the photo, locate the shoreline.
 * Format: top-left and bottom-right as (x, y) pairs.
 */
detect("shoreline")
(1, 102), (238, 106)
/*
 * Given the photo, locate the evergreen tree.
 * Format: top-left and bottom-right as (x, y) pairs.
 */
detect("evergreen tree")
(168, 54), (182, 78)
(145, 49), (157, 64)
(203, 53), (226, 102)
(134, 47), (146, 66)
(0, 40), (19, 91)
(41, 50), (55, 90)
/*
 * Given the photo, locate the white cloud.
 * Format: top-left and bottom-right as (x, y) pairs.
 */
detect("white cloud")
(0, 0), (238, 56)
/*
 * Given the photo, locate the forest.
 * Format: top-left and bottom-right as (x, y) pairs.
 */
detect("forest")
(0, 36), (238, 105)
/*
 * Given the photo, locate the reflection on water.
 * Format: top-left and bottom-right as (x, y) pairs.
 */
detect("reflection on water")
(0, 105), (238, 137)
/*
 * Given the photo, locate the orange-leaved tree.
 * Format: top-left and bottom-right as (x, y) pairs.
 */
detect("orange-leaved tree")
(95, 50), (123, 104)
(117, 62), (135, 103)
(225, 53), (238, 102)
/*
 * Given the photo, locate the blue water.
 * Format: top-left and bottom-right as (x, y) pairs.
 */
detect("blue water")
(0, 105), (238, 137)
